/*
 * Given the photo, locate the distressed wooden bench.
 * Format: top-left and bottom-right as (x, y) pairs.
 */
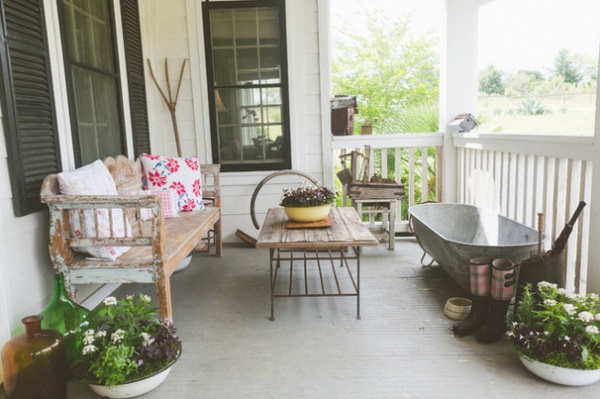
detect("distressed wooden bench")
(40, 155), (221, 321)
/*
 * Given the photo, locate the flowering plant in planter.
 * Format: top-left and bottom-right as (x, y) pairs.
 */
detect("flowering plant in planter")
(73, 293), (182, 386)
(507, 281), (600, 370)
(279, 185), (336, 208)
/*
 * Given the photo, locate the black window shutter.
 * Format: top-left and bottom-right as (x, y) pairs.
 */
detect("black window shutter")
(121, 0), (151, 157)
(0, 0), (61, 216)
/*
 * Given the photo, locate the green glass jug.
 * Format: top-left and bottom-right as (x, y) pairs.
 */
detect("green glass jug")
(40, 272), (91, 367)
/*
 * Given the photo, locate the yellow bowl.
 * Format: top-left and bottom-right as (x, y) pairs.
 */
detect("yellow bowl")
(443, 297), (472, 320)
(284, 204), (331, 223)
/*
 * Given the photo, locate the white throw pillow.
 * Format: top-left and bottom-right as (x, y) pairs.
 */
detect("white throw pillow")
(58, 160), (131, 260)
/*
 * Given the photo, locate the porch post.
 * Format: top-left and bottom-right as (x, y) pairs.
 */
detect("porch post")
(586, 47), (600, 294)
(440, 0), (481, 203)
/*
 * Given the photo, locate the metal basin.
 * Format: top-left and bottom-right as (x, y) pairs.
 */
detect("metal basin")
(409, 203), (547, 292)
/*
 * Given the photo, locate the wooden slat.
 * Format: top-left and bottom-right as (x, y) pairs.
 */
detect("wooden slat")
(256, 207), (378, 249)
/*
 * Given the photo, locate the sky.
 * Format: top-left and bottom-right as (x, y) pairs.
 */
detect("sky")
(330, 0), (600, 75)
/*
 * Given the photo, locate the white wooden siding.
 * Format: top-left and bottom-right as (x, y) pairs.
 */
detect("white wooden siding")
(141, 0), (325, 242)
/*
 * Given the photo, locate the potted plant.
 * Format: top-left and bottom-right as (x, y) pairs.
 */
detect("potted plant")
(280, 185), (336, 223)
(360, 118), (379, 135)
(72, 293), (182, 398)
(506, 281), (600, 386)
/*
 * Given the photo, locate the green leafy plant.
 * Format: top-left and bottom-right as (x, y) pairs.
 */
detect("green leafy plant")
(280, 185), (336, 207)
(517, 97), (549, 115)
(507, 282), (600, 370)
(73, 294), (182, 386)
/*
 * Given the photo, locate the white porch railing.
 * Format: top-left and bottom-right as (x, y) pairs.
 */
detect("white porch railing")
(454, 133), (594, 294)
(331, 132), (593, 294)
(331, 133), (444, 233)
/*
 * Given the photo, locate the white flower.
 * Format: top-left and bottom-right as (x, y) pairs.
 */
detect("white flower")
(563, 304), (576, 315)
(111, 329), (125, 344)
(140, 332), (155, 347)
(126, 295), (134, 300)
(82, 344), (97, 355)
(578, 311), (594, 323)
(590, 293), (599, 300)
(566, 293), (581, 300)
(140, 294), (151, 303)
(544, 331), (550, 336)
(595, 314), (600, 321)
(83, 335), (95, 345)
(538, 281), (557, 290)
(564, 335), (571, 342)
(557, 288), (569, 295)
(506, 331), (514, 337)
(543, 299), (557, 306)
(585, 325), (600, 335)
(96, 330), (107, 338)
(84, 329), (95, 337)
(103, 296), (117, 306)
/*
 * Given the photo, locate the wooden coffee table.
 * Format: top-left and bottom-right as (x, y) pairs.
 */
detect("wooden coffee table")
(256, 207), (378, 320)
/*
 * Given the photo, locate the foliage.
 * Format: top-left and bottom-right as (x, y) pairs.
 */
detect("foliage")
(554, 49), (583, 85)
(517, 97), (549, 115)
(479, 65), (505, 95)
(280, 185), (336, 207)
(504, 69), (545, 95)
(73, 294), (182, 386)
(379, 103), (439, 134)
(507, 282), (600, 370)
(332, 9), (438, 132)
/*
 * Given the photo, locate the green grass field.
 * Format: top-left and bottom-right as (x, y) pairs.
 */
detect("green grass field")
(477, 93), (596, 135)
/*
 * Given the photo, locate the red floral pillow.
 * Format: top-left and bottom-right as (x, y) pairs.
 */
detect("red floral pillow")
(140, 153), (204, 212)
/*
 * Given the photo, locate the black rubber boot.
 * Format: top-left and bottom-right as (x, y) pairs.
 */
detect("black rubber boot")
(452, 296), (489, 337)
(476, 299), (510, 343)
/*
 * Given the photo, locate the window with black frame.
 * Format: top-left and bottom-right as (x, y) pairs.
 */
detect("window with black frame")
(59, 0), (126, 167)
(203, 0), (291, 172)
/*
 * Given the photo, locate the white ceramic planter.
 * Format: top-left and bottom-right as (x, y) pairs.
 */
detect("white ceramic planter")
(88, 363), (174, 398)
(519, 354), (600, 386)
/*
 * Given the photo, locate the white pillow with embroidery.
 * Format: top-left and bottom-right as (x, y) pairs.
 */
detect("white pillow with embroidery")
(58, 159), (131, 260)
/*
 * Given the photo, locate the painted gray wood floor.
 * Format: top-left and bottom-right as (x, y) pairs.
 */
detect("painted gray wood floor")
(64, 238), (599, 398)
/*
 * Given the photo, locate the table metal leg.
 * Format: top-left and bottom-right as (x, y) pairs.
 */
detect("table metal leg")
(268, 246), (363, 320)
(356, 246), (361, 319)
(270, 248), (275, 321)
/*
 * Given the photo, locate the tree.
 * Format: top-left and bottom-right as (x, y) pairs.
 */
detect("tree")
(332, 10), (438, 131)
(479, 64), (505, 95)
(553, 49), (582, 85)
(504, 69), (545, 95)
